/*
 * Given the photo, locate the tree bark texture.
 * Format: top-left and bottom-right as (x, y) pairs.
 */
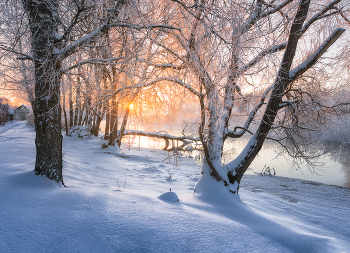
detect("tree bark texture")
(227, 0), (311, 186)
(22, 0), (63, 183)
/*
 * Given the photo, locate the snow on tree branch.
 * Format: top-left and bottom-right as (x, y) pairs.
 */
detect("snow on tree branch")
(336, 8), (350, 24)
(227, 86), (273, 138)
(278, 99), (299, 110)
(289, 27), (346, 83)
(144, 77), (200, 97)
(238, 42), (287, 74)
(55, 0), (127, 59)
(240, 0), (294, 34)
(0, 44), (42, 63)
(123, 129), (200, 148)
(300, 0), (343, 35)
(136, 60), (185, 71)
(259, 0), (294, 19)
(62, 57), (127, 73)
(108, 23), (181, 31)
(99, 76), (199, 105)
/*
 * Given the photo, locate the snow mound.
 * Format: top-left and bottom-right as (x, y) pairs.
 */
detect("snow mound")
(165, 176), (177, 182)
(100, 144), (120, 153)
(158, 191), (179, 203)
(6, 171), (63, 190)
(68, 126), (91, 139)
(2, 120), (350, 252)
(194, 170), (241, 205)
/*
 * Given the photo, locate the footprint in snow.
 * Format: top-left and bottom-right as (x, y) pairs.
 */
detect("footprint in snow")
(166, 176), (177, 182)
(144, 165), (161, 173)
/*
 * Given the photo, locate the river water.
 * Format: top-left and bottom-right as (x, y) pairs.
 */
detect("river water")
(102, 118), (350, 188)
(243, 142), (350, 188)
(123, 134), (350, 188)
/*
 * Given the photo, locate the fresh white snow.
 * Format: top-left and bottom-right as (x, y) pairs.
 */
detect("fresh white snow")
(0, 121), (349, 252)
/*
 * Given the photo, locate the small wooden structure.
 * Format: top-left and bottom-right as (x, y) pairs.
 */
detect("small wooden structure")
(14, 105), (31, 121)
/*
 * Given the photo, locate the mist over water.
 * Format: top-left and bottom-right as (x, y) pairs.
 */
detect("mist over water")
(100, 113), (350, 188)
(122, 131), (350, 188)
(247, 142), (350, 188)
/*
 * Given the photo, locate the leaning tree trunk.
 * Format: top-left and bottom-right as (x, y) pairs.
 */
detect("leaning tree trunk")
(22, 0), (63, 184)
(227, 0), (311, 187)
(116, 105), (130, 147)
(195, 0), (339, 194)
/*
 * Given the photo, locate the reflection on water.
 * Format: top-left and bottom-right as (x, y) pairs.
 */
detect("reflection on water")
(123, 133), (350, 188)
(247, 144), (349, 188)
(227, 140), (350, 188)
(122, 135), (169, 150)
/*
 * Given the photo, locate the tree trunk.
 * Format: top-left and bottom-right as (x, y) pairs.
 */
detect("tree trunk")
(108, 100), (119, 146)
(62, 85), (69, 136)
(94, 115), (103, 137)
(193, 0), (314, 194)
(104, 101), (110, 140)
(91, 115), (96, 134)
(74, 83), (80, 126)
(22, 0), (63, 184)
(63, 108), (69, 136)
(85, 96), (91, 127)
(78, 101), (84, 126)
(226, 0), (312, 190)
(116, 106), (130, 147)
(69, 83), (74, 127)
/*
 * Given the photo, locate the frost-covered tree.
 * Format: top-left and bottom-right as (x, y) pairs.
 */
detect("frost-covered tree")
(0, 2), (34, 106)
(0, 0), (129, 184)
(147, 0), (350, 193)
(21, 0), (131, 184)
(0, 0), (181, 184)
(1, 0), (349, 192)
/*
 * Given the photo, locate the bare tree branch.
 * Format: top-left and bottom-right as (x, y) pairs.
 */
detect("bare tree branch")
(227, 86), (272, 138)
(56, 0), (127, 58)
(289, 27), (346, 83)
(239, 42), (287, 74)
(62, 57), (126, 73)
(300, 0), (342, 34)
(0, 44), (41, 62)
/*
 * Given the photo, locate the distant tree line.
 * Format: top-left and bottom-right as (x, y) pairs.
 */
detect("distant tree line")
(0, 98), (13, 125)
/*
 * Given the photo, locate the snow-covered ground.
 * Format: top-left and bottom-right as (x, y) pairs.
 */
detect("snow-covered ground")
(0, 121), (349, 252)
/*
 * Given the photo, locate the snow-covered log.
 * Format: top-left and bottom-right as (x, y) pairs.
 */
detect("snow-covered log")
(123, 130), (200, 150)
